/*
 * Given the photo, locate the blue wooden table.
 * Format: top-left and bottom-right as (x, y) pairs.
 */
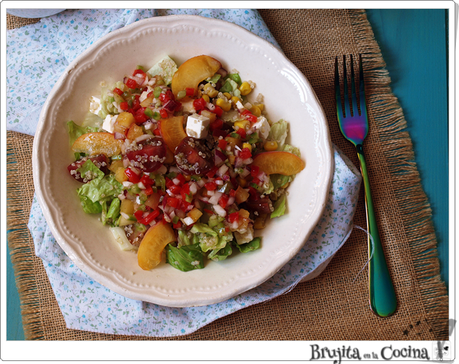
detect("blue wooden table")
(6, 9), (449, 340)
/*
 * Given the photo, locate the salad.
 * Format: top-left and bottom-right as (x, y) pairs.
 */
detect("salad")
(66, 55), (305, 272)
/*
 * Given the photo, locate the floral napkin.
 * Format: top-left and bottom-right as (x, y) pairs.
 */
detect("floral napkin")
(9, 9), (362, 337)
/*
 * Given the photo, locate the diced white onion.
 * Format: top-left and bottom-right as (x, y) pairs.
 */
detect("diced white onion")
(123, 181), (134, 188)
(183, 216), (195, 226)
(209, 192), (222, 205)
(213, 204), (227, 217)
(135, 134), (155, 143)
(189, 182), (198, 194)
(218, 164), (229, 176)
(138, 182), (146, 189)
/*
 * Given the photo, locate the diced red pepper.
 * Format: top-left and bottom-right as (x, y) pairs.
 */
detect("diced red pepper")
(175, 174), (186, 185)
(236, 127), (246, 139)
(167, 197), (179, 208)
(241, 109), (257, 123)
(140, 174), (152, 186)
(153, 128), (161, 136)
(169, 184), (181, 195)
(219, 194), (229, 208)
(239, 147), (252, 160)
(165, 177), (174, 188)
(206, 166), (219, 178)
(212, 105), (223, 117)
(125, 78), (138, 89)
(193, 98), (207, 111)
(125, 168), (140, 183)
(228, 211), (239, 223)
(144, 185), (154, 196)
(160, 109), (169, 118)
(134, 107), (147, 124)
(250, 165), (260, 177)
(159, 92), (170, 104)
(133, 69), (146, 78)
(120, 101), (129, 111)
(178, 199), (191, 211)
(229, 189), (237, 197)
(113, 87), (123, 96)
(139, 208), (160, 225)
(218, 139), (227, 150)
(209, 118), (223, 131)
(134, 210), (144, 221)
(173, 220), (182, 229)
(180, 183), (190, 195)
(185, 87), (195, 97)
(205, 181), (217, 191)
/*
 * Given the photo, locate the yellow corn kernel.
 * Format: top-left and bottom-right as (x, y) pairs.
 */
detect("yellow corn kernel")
(239, 81), (252, 96)
(234, 119), (250, 131)
(255, 103), (264, 111)
(204, 83), (218, 98)
(202, 94), (210, 103)
(223, 92), (232, 100)
(231, 96), (241, 104)
(250, 105), (262, 117)
(216, 98), (232, 112)
(242, 142), (252, 152)
(264, 140), (278, 151)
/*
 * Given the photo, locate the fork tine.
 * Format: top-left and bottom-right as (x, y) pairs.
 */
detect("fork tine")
(350, 54), (359, 116)
(334, 57), (344, 120)
(359, 54), (367, 118)
(342, 55), (351, 119)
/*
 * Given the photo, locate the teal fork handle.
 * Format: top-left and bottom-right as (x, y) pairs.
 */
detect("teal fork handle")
(356, 144), (397, 317)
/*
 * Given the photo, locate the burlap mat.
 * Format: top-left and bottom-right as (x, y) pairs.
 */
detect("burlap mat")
(7, 9), (449, 340)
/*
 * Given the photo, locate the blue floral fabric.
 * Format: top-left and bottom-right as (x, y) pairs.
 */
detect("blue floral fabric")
(9, 9), (362, 337)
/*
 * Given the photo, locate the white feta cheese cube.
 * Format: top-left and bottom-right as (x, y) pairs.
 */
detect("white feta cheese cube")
(186, 113), (210, 139)
(89, 96), (102, 115)
(102, 114), (118, 133)
(252, 116), (271, 140)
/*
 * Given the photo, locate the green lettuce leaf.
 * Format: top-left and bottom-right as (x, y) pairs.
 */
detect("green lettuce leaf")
(146, 55), (178, 86)
(268, 119), (288, 147)
(208, 243), (233, 261)
(270, 194), (287, 218)
(280, 143), (301, 157)
(208, 232), (233, 261)
(270, 174), (291, 190)
(79, 195), (102, 214)
(77, 174), (123, 204)
(234, 237), (261, 253)
(101, 198), (121, 227)
(166, 243), (205, 272)
(67, 120), (99, 145)
(177, 230), (191, 247)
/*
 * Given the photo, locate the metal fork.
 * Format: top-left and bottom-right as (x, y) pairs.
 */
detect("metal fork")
(335, 54), (397, 317)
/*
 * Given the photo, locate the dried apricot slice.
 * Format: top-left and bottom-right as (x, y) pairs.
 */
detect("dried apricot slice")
(252, 151), (305, 176)
(137, 221), (177, 270)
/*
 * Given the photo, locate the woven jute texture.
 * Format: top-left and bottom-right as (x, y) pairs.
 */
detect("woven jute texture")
(7, 9), (449, 340)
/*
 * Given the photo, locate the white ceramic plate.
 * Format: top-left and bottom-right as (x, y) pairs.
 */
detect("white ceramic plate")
(33, 15), (333, 307)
